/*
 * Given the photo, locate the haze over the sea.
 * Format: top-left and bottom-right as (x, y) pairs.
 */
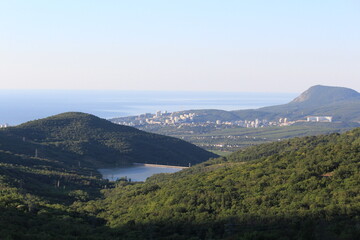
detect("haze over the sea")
(0, 90), (296, 125)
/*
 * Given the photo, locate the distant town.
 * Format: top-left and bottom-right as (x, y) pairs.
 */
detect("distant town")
(109, 111), (336, 152)
(111, 110), (333, 129)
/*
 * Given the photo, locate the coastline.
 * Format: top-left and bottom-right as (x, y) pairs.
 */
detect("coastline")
(134, 163), (189, 169)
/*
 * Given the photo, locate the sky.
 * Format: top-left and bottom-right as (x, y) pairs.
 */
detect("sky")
(0, 0), (359, 92)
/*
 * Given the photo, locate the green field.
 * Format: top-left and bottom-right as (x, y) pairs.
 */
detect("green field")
(141, 122), (360, 152)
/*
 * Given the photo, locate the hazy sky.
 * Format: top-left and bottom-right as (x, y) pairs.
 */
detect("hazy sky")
(1, 0), (359, 92)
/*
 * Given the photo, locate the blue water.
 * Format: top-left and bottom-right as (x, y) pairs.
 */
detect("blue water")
(98, 165), (183, 182)
(0, 90), (297, 125)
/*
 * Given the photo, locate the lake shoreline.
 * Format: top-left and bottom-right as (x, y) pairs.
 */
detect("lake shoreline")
(98, 163), (186, 182)
(134, 163), (189, 169)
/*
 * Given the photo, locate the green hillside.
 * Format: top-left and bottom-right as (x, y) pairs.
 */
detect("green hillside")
(81, 128), (359, 239)
(0, 133), (110, 239)
(3, 112), (217, 167)
(0, 121), (359, 239)
(0, 112), (216, 239)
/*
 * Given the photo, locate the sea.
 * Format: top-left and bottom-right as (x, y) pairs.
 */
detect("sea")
(0, 90), (297, 125)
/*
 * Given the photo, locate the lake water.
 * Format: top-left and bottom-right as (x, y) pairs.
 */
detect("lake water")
(0, 90), (297, 125)
(98, 165), (184, 182)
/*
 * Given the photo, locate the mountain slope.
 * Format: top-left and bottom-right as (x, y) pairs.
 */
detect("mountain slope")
(3, 112), (217, 167)
(0, 129), (112, 239)
(88, 128), (360, 239)
(290, 85), (360, 106)
(232, 85), (360, 122)
(0, 112), (217, 239)
(1, 121), (359, 238)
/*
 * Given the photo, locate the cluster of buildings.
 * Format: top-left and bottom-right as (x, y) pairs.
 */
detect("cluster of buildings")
(306, 116), (333, 122)
(233, 118), (293, 128)
(115, 111), (196, 126)
(113, 110), (333, 129)
(0, 123), (9, 128)
(236, 116), (332, 128)
(146, 111), (196, 125)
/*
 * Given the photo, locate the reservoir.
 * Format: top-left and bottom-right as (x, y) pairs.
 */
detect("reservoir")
(98, 164), (186, 182)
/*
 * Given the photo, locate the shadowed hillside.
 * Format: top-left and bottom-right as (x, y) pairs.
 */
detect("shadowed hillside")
(3, 112), (217, 168)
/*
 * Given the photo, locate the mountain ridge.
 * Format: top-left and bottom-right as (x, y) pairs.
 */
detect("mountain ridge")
(290, 85), (360, 105)
(231, 85), (360, 122)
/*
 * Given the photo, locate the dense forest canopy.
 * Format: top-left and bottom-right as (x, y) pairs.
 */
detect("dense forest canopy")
(87, 129), (360, 239)
(0, 117), (359, 239)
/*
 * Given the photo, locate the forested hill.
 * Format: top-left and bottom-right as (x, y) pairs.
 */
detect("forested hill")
(88, 128), (360, 239)
(0, 124), (359, 238)
(2, 112), (217, 167)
